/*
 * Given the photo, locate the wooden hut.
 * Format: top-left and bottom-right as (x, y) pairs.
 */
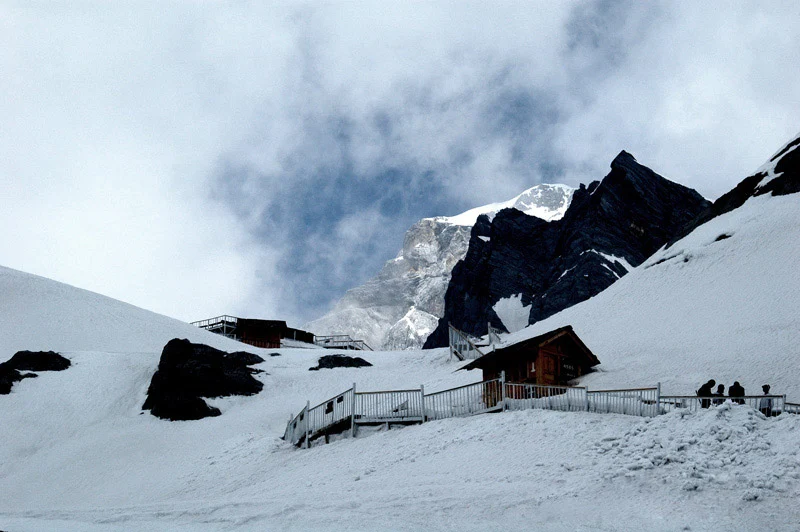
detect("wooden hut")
(460, 326), (599, 386)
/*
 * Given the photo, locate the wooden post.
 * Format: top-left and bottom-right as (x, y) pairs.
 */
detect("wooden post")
(350, 383), (357, 438)
(304, 401), (310, 449)
(420, 384), (426, 423)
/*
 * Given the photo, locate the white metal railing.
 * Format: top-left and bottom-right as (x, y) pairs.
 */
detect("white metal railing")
(424, 379), (503, 420)
(283, 403), (309, 447)
(307, 388), (355, 441)
(284, 379), (798, 448)
(659, 395), (787, 416)
(784, 402), (800, 415)
(587, 386), (661, 417)
(314, 335), (373, 351)
(505, 383), (588, 412)
(487, 324), (504, 348)
(448, 325), (485, 361)
(355, 389), (425, 423)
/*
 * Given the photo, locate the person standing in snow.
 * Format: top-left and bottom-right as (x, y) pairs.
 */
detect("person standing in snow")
(759, 384), (774, 417)
(728, 381), (745, 405)
(713, 383), (726, 406)
(697, 379), (716, 408)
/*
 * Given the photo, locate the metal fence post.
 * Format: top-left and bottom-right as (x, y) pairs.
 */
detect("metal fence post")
(501, 371), (507, 410)
(420, 384), (426, 422)
(304, 401), (310, 449)
(585, 387), (590, 412)
(656, 382), (662, 416)
(350, 383), (357, 438)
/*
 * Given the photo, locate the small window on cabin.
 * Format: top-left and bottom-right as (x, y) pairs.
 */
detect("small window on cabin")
(325, 401), (334, 414)
(299, 413), (304, 421)
(530, 361), (536, 374)
(336, 396), (344, 404)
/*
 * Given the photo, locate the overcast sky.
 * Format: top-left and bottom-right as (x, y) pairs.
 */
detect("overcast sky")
(2, 1), (798, 327)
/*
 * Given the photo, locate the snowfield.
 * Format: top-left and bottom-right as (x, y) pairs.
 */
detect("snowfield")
(2, 177), (800, 530)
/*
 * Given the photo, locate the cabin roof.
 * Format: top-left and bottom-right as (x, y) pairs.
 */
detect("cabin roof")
(459, 325), (599, 371)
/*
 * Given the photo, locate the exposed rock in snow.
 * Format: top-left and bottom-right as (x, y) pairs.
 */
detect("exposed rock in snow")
(0, 351), (71, 395)
(309, 354), (373, 371)
(142, 339), (265, 421)
(306, 184), (574, 350)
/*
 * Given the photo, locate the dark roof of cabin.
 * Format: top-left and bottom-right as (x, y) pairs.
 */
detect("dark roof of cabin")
(237, 318), (288, 329)
(459, 325), (600, 371)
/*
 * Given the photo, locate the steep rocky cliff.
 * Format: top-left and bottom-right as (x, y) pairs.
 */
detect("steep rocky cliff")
(424, 152), (711, 348)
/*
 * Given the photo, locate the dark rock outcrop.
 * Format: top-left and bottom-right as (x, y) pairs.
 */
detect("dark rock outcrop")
(0, 350), (71, 394)
(667, 133), (800, 247)
(142, 339), (265, 421)
(424, 151), (710, 348)
(309, 354), (373, 371)
(6, 350), (71, 371)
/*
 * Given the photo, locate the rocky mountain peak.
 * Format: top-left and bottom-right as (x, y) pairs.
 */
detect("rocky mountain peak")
(305, 184), (575, 350)
(424, 153), (710, 348)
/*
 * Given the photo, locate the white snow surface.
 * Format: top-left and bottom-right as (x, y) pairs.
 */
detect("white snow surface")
(3, 184), (800, 530)
(492, 293), (531, 333)
(434, 183), (574, 226)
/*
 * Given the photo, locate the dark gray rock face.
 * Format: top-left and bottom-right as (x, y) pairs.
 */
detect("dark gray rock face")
(424, 151), (711, 348)
(309, 354), (373, 371)
(0, 351), (71, 394)
(667, 133), (800, 248)
(142, 339), (265, 421)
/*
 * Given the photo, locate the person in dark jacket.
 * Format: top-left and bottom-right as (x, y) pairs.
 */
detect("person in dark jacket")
(713, 384), (726, 405)
(697, 379), (716, 408)
(728, 381), (745, 405)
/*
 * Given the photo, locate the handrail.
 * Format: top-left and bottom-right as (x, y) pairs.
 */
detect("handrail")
(285, 381), (799, 449)
(590, 387), (658, 393)
(424, 378), (501, 397)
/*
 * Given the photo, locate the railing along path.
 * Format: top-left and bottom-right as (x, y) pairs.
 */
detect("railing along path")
(285, 375), (795, 448)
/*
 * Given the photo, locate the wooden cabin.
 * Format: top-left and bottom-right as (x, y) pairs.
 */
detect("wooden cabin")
(192, 316), (315, 348)
(461, 326), (599, 387)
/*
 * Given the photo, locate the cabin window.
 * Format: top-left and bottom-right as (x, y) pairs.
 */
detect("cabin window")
(336, 396), (344, 403)
(529, 360), (536, 374)
(325, 401), (334, 414)
(561, 361), (578, 380)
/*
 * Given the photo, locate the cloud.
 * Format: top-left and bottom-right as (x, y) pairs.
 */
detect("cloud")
(1, 1), (798, 326)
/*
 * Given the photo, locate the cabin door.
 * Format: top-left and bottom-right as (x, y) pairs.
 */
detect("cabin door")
(538, 351), (558, 386)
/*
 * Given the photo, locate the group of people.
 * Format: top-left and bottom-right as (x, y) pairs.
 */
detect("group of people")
(696, 379), (776, 416)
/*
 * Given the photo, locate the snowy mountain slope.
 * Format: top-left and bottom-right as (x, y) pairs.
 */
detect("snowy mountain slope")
(306, 184), (574, 350)
(498, 154), (800, 400)
(0, 264), (247, 356)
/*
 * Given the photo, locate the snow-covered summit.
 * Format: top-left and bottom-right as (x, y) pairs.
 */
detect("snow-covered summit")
(306, 183), (574, 350)
(432, 183), (574, 226)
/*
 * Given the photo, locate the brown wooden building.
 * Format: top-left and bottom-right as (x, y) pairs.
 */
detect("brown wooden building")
(192, 315), (315, 348)
(461, 325), (600, 386)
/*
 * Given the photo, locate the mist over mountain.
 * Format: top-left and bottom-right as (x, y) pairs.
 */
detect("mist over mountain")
(305, 184), (574, 350)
